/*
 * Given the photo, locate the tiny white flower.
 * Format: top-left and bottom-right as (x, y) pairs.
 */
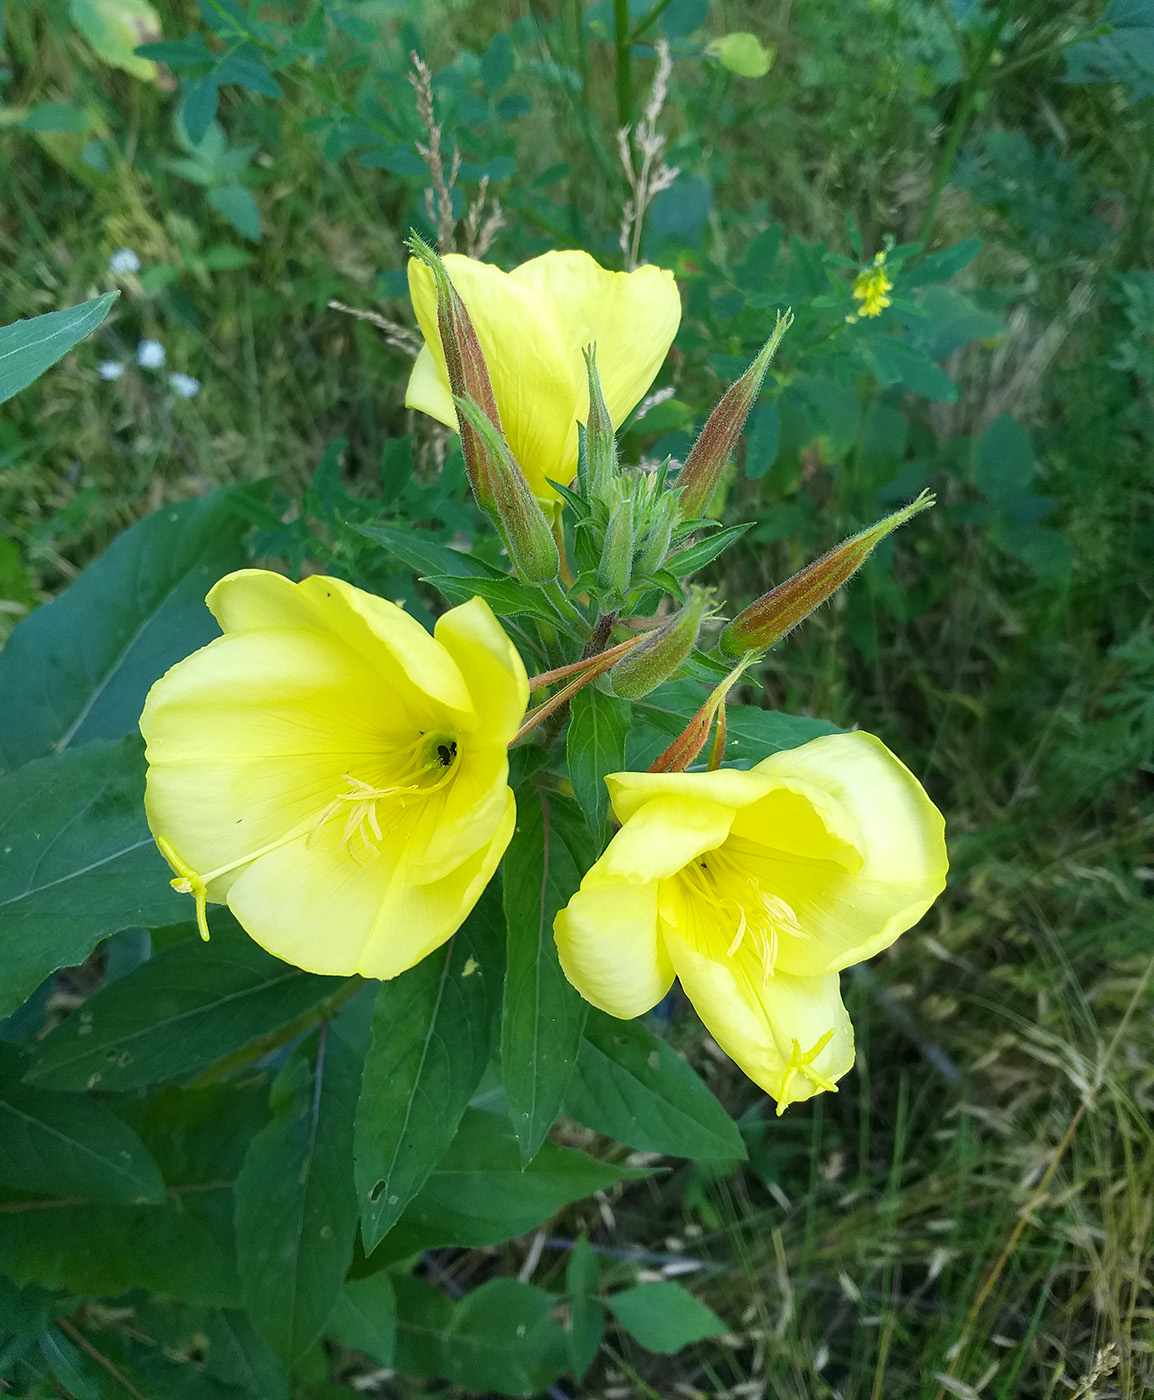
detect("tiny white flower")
(109, 248), (141, 276)
(168, 372), (201, 399)
(97, 360), (125, 381)
(137, 339), (166, 369)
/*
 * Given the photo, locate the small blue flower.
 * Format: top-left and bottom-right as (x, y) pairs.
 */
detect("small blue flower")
(168, 372), (201, 399)
(137, 339), (166, 369)
(109, 248), (141, 276)
(98, 360), (125, 381)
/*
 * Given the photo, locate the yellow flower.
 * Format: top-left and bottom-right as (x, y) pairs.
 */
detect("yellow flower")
(554, 733), (947, 1112)
(406, 250), (681, 504)
(140, 569), (528, 979)
(851, 251), (894, 319)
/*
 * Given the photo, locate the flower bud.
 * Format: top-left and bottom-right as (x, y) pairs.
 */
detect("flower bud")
(580, 345), (616, 503)
(406, 233), (503, 516)
(633, 499), (676, 578)
(719, 491), (935, 659)
(677, 310), (793, 522)
(597, 486), (634, 600)
(608, 587), (714, 699)
(454, 395), (560, 586)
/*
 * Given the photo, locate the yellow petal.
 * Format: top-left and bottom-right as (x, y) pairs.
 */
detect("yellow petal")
(228, 790), (516, 979)
(662, 924), (854, 1109)
(751, 732), (948, 975)
(208, 571), (476, 732)
(405, 344), (457, 428)
(600, 795), (733, 882)
(407, 255), (580, 501)
(398, 741), (510, 882)
(509, 252), (681, 426)
(434, 595), (530, 742)
(605, 765), (774, 826)
(554, 874), (672, 1018)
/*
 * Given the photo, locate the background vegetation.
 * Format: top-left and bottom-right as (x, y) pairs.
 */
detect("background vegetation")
(1, 0), (1151, 1396)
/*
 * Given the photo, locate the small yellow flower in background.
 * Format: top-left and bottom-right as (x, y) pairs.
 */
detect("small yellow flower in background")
(554, 733), (947, 1112)
(406, 250), (681, 504)
(849, 250), (894, 320)
(140, 570), (528, 979)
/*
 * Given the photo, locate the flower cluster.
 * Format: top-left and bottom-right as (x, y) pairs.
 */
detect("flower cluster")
(141, 242), (946, 1112)
(848, 250), (894, 321)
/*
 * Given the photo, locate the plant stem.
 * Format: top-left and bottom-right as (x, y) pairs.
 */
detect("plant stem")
(917, 0), (1016, 247)
(614, 0), (632, 130)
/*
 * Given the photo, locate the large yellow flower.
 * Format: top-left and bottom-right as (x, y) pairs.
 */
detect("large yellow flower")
(554, 733), (947, 1111)
(140, 570), (528, 979)
(405, 250), (681, 503)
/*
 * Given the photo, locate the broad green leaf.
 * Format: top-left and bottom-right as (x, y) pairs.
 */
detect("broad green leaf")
(0, 1052), (165, 1204)
(501, 790), (593, 1161)
(376, 1108), (649, 1258)
(355, 522), (503, 579)
(606, 1281), (727, 1354)
(564, 1008), (745, 1160)
(201, 1309), (291, 1400)
(705, 31), (775, 77)
(0, 1271), (52, 1335)
(904, 238), (982, 287)
(716, 705), (842, 766)
(69, 0), (163, 82)
(325, 1273), (397, 1367)
(867, 338), (957, 403)
(0, 738), (184, 1018)
(24, 913), (345, 1092)
(566, 1237), (604, 1382)
(0, 486), (253, 771)
(234, 1016), (363, 1362)
(394, 1275), (568, 1397)
(0, 1186), (238, 1305)
(975, 413), (1035, 504)
(207, 184), (262, 241)
(566, 686), (631, 849)
(355, 892), (503, 1252)
(423, 572), (567, 622)
(0, 292), (118, 405)
(666, 521), (754, 576)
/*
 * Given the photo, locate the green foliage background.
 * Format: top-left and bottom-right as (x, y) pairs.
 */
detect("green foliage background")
(0, 0), (1152, 1396)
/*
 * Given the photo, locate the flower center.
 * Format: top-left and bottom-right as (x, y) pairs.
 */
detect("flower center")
(313, 731), (461, 853)
(679, 842), (805, 982)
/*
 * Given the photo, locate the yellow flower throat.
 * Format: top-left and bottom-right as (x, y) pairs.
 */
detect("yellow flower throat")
(680, 841), (806, 982)
(160, 730), (460, 939)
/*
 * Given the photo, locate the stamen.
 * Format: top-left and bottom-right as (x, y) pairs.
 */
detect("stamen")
(683, 847), (804, 981)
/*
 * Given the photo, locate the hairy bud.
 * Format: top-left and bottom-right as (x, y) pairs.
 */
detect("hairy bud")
(580, 345), (617, 503)
(677, 310), (792, 521)
(608, 587), (714, 699)
(597, 486), (634, 601)
(719, 491), (935, 658)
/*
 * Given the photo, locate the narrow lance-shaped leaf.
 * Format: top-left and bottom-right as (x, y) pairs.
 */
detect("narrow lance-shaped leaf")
(0, 291), (118, 404)
(355, 890), (504, 1252)
(501, 791), (593, 1161)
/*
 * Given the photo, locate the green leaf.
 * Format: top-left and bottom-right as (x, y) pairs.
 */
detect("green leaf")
(0, 1053), (165, 1204)
(744, 400), (781, 480)
(0, 738), (185, 1018)
(867, 338), (957, 402)
(564, 1008), (745, 1160)
(355, 523), (503, 579)
(0, 292), (118, 405)
(566, 1237), (604, 1382)
(904, 237), (982, 287)
(24, 913), (345, 1092)
(0, 486), (252, 771)
(207, 184), (262, 241)
(717, 705), (842, 766)
(975, 413), (1035, 503)
(394, 1274), (567, 1397)
(325, 1272), (397, 1367)
(704, 31), (775, 77)
(566, 687), (631, 849)
(0, 1272), (52, 1335)
(234, 1017), (363, 1362)
(423, 572), (565, 622)
(666, 521), (753, 576)
(201, 1309), (290, 1400)
(501, 790), (592, 1161)
(69, 0), (163, 82)
(377, 1108), (649, 1257)
(606, 1281), (727, 1354)
(355, 892), (504, 1252)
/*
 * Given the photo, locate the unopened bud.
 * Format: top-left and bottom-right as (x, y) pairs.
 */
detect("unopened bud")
(454, 395), (560, 585)
(407, 233), (503, 513)
(719, 491), (935, 659)
(608, 587), (714, 699)
(634, 506), (675, 578)
(677, 310), (792, 521)
(581, 345), (616, 502)
(597, 488), (633, 600)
